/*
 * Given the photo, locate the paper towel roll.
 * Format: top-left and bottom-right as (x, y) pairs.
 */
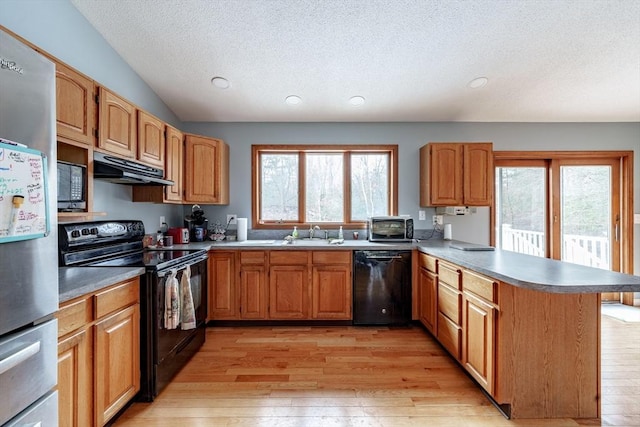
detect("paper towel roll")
(237, 218), (248, 241)
(444, 223), (452, 240)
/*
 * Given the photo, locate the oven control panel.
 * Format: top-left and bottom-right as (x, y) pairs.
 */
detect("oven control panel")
(59, 220), (145, 248)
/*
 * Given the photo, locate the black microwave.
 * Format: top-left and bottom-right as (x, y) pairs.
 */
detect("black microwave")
(368, 216), (414, 242)
(57, 161), (86, 211)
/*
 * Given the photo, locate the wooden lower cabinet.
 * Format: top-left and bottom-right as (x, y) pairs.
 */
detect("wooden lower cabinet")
(424, 254), (600, 420)
(269, 265), (309, 319)
(94, 304), (140, 426)
(58, 328), (93, 427)
(461, 291), (495, 394)
(208, 250), (353, 321)
(208, 251), (237, 319)
(57, 277), (140, 427)
(418, 267), (437, 333)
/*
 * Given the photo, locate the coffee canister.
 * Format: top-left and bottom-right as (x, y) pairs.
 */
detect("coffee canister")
(194, 227), (205, 242)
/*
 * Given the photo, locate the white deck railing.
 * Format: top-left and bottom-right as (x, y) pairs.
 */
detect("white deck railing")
(500, 225), (610, 270)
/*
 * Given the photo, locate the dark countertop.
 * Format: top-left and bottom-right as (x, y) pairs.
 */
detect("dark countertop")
(416, 240), (640, 294)
(59, 267), (145, 304)
(57, 239), (640, 303)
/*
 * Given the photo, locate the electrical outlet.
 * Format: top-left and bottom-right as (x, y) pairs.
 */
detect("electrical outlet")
(160, 216), (165, 227)
(418, 210), (426, 221)
(227, 214), (237, 225)
(432, 215), (443, 225)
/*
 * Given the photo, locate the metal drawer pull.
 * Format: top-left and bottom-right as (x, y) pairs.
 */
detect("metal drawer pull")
(0, 341), (40, 375)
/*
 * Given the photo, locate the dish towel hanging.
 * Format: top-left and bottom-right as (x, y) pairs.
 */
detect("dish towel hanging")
(164, 269), (180, 329)
(180, 265), (196, 330)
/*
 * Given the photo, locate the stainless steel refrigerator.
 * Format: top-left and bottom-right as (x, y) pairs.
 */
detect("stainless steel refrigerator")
(0, 29), (59, 425)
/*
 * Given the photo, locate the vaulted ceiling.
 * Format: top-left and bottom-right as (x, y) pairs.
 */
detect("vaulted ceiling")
(71, 0), (640, 122)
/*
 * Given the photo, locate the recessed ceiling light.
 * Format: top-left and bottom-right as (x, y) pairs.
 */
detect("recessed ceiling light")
(467, 77), (488, 89)
(285, 95), (302, 105)
(211, 76), (230, 89)
(349, 96), (365, 106)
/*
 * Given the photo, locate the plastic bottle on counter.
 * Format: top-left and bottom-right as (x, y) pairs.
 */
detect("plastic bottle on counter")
(338, 226), (344, 239)
(292, 226), (299, 239)
(157, 229), (164, 247)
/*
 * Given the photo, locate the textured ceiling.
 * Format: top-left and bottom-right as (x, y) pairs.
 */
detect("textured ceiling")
(70, 0), (640, 123)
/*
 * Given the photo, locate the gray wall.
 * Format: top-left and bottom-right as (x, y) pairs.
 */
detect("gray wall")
(2, 1), (638, 275)
(1, 0), (184, 233)
(183, 122), (640, 272)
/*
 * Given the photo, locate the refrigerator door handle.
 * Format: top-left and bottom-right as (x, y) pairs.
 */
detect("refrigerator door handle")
(0, 341), (41, 375)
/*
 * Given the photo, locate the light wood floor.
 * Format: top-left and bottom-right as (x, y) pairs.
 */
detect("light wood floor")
(114, 315), (639, 427)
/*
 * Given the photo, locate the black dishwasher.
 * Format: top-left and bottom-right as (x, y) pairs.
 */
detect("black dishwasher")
(353, 250), (412, 325)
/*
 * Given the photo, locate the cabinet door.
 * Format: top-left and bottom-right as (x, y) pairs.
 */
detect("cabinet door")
(137, 110), (165, 168)
(55, 62), (96, 146)
(463, 143), (493, 205)
(184, 134), (229, 204)
(58, 328), (93, 427)
(94, 304), (140, 426)
(311, 265), (352, 319)
(208, 251), (237, 319)
(240, 265), (268, 319)
(97, 87), (137, 158)
(462, 291), (496, 394)
(418, 267), (437, 333)
(269, 265), (309, 319)
(420, 143), (463, 206)
(164, 126), (183, 203)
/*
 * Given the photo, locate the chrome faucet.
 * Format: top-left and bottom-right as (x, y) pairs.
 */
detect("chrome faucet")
(309, 225), (321, 239)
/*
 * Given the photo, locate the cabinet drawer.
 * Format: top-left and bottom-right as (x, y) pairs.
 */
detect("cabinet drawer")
(58, 296), (93, 337)
(419, 253), (437, 273)
(312, 251), (351, 264)
(437, 312), (461, 359)
(463, 270), (496, 302)
(438, 261), (461, 289)
(240, 250), (266, 265)
(438, 282), (461, 324)
(270, 250), (308, 265)
(94, 279), (139, 319)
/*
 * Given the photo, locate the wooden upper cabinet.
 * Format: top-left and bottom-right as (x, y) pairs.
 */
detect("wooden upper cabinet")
(137, 110), (165, 168)
(463, 143), (494, 205)
(97, 87), (137, 158)
(420, 143), (493, 206)
(184, 134), (229, 204)
(55, 62), (96, 146)
(164, 126), (183, 203)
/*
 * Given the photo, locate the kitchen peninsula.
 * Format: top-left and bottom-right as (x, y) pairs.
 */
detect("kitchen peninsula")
(58, 239), (640, 421)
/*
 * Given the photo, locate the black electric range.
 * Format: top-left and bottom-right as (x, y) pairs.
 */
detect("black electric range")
(58, 220), (209, 402)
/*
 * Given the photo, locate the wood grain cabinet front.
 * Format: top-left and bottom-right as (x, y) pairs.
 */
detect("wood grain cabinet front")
(137, 110), (165, 168)
(239, 251), (268, 319)
(56, 277), (140, 427)
(269, 252), (310, 319)
(208, 251), (238, 320)
(55, 62), (96, 146)
(420, 142), (493, 206)
(184, 134), (229, 204)
(311, 251), (352, 320)
(97, 87), (137, 158)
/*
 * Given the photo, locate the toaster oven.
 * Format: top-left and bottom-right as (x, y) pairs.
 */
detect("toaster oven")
(368, 216), (414, 242)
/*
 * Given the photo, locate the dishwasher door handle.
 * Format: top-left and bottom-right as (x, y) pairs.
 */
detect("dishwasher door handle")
(365, 255), (404, 261)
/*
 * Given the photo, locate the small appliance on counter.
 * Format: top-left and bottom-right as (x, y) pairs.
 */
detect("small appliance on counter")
(184, 204), (208, 241)
(167, 227), (190, 244)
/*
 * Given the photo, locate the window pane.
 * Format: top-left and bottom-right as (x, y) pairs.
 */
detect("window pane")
(305, 154), (343, 222)
(495, 167), (546, 257)
(560, 166), (611, 269)
(351, 154), (389, 220)
(260, 154), (298, 221)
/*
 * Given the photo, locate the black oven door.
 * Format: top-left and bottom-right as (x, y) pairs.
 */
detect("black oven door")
(140, 253), (208, 401)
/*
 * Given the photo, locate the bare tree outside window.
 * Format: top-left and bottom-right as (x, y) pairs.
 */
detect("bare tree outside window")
(260, 154), (298, 221)
(351, 153), (389, 220)
(254, 145), (397, 226)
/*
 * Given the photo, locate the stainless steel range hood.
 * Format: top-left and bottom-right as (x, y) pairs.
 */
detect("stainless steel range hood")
(93, 152), (174, 186)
